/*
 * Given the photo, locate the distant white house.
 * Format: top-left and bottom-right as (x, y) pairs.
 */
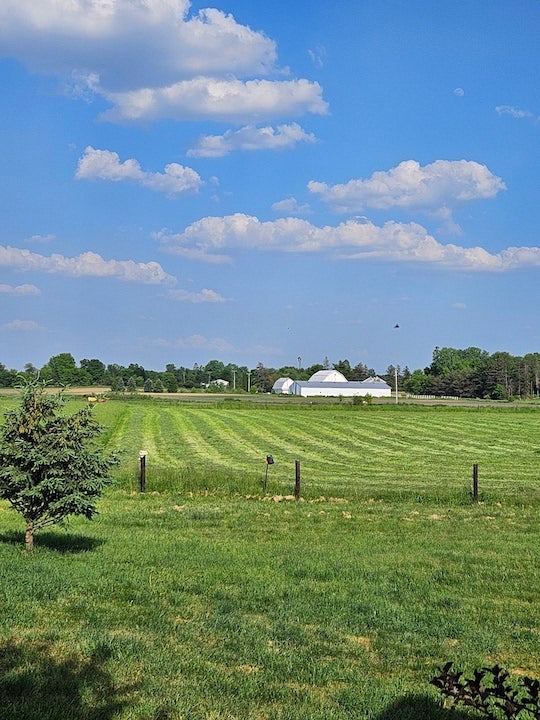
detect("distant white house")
(207, 378), (229, 389)
(272, 369), (392, 398)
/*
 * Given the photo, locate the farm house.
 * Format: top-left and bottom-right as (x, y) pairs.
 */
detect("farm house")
(272, 369), (392, 398)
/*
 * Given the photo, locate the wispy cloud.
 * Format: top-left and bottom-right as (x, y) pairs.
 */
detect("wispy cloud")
(188, 123), (316, 158)
(271, 197), (312, 216)
(0, 245), (175, 284)
(496, 105), (534, 120)
(0, 283), (40, 295)
(166, 288), (227, 303)
(1, 319), (40, 331)
(152, 334), (235, 354)
(0, 1), (328, 124)
(76, 147), (202, 196)
(158, 213), (540, 272)
(308, 45), (327, 68)
(154, 229), (232, 265)
(308, 159), (506, 214)
(24, 234), (55, 244)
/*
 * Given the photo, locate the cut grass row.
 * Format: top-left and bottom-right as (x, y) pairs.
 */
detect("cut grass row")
(88, 399), (540, 502)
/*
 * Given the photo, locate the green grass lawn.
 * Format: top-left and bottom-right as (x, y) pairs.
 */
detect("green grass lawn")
(0, 397), (539, 719)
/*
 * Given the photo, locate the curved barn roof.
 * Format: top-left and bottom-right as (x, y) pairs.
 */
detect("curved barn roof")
(308, 369), (348, 383)
(272, 377), (295, 393)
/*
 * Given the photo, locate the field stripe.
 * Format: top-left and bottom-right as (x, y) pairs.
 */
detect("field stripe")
(95, 403), (540, 495)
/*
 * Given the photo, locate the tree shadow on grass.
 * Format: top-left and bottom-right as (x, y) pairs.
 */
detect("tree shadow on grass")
(0, 530), (103, 553)
(0, 638), (133, 720)
(375, 693), (477, 719)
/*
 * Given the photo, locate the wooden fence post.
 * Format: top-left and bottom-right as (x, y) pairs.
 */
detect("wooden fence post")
(472, 463), (479, 502)
(139, 451), (148, 493)
(295, 460), (301, 501)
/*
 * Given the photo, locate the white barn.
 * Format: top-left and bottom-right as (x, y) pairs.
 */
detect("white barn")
(274, 369), (392, 398)
(272, 377), (296, 394)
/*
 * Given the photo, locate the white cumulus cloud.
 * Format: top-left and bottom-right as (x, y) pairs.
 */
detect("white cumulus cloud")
(0, 245), (175, 284)
(101, 78), (327, 124)
(0, 1), (274, 90)
(0, 1), (327, 124)
(308, 159), (506, 214)
(76, 146), (202, 195)
(188, 123), (316, 158)
(157, 213), (540, 272)
(0, 283), (41, 295)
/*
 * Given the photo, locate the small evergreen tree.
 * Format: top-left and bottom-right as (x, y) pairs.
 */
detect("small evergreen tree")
(126, 376), (137, 393)
(143, 378), (154, 393)
(111, 376), (125, 393)
(0, 377), (118, 550)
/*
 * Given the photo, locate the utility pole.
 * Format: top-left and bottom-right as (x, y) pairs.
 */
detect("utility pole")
(393, 323), (400, 404)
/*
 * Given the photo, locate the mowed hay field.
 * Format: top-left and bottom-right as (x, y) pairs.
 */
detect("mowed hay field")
(0, 396), (539, 719)
(95, 398), (540, 500)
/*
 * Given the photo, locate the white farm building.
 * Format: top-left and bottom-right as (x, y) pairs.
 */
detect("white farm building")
(272, 369), (392, 398)
(272, 377), (295, 394)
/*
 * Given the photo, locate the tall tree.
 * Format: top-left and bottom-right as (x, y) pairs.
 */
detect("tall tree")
(79, 358), (106, 384)
(352, 362), (373, 380)
(254, 363), (273, 392)
(204, 360), (226, 382)
(44, 353), (80, 385)
(161, 372), (178, 393)
(404, 369), (429, 395)
(0, 377), (117, 550)
(333, 359), (353, 380)
(0, 363), (17, 388)
(523, 353), (540, 397)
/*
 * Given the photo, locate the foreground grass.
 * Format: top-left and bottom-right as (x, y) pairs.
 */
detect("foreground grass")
(1, 398), (539, 718)
(1, 488), (539, 719)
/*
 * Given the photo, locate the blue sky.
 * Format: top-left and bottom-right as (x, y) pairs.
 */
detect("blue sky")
(0, 0), (538, 374)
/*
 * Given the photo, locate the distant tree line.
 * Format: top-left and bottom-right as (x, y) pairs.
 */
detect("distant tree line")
(0, 347), (539, 399)
(403, 346), (540, 400)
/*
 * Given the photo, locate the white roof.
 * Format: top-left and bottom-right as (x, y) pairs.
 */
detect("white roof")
(272, 377), (295, 392)
(309, 369), (348, 383)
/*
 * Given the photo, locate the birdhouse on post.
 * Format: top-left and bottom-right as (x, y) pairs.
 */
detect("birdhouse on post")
(263, 455), (274, 493)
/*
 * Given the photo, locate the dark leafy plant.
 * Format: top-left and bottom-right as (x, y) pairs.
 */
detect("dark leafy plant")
(431, 662), (540, 719)
(0, 376), (118, 550)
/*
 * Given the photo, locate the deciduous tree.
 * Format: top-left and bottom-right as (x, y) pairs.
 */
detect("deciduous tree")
(44, 352), (80, 385)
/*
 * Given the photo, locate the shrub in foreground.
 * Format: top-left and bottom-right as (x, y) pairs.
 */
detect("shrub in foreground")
(431, 662), (540, 719)
(0, 376), (118, 550)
